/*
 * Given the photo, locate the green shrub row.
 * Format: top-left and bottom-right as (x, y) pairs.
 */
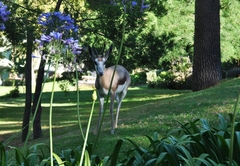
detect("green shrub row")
(1, 113), (239, 165)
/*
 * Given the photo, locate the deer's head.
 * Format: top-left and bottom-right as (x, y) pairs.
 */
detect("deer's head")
(88, 44), (113, 76)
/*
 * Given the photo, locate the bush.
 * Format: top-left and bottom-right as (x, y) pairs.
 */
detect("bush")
(147, 57), (192, 90)
(130, 72), (147, 86)
(58, 80), (70, 95)
(3, 79), (22, 86)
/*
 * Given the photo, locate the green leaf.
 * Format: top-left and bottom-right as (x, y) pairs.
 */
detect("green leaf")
(155, 152), (179, 166)
(200, 118), (211, 131)
(84, 150), (91, 166)
(195, 154), (211, 166)
(235, 131), (240, 150)
(163, 143), (179, 165)
(110, 139), (124, 166)
(53, 152), (64, 166)
(153, 132), (159, 141)
(178, 146), (195, 166)
(218, 114), (228, 131)
(145, 135), (157, 154)
(39, 158), (50, 166)
(14, 147), (28, 165)
(0, 142), (6, 166)
(102, 156), (110, 166)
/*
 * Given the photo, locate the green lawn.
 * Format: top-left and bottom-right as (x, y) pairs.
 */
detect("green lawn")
(0, 79), (240, 158)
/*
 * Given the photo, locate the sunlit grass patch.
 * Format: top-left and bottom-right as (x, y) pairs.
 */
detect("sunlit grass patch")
(1, 79), (240, 158)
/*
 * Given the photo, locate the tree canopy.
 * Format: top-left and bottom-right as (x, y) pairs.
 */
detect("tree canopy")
(1, 0), (240, 77)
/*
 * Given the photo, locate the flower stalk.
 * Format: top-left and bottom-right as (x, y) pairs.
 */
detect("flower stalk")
(74, 60), (85, 140)
(49, 61), (59, 166)
(79, 89), (97, 166)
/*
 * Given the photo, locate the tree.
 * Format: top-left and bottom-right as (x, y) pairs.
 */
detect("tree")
(192, 0), (222, 91)
(22, 26), (33, 141)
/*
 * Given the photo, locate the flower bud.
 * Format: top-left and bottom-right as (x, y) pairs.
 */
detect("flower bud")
(92, 90), (97, 101)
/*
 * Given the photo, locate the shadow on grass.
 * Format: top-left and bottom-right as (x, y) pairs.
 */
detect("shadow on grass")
(1, 79), (240, 156)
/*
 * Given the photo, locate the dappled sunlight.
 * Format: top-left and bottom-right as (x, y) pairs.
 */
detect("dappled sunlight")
(1, 79), (240, 158)
(0, 103), (24, 107)
(125, 93), (183, 102)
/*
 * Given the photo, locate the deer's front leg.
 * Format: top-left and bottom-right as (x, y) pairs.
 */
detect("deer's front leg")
(110, 92), (116, 134)
(96, 95), (104, 134)
(115, 88), (128, 129)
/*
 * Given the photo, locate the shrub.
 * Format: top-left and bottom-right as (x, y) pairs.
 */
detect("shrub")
(130, 72), (147, 86)
(58, 80), (71, 95)
(147, 57), (192, 90)
(3, 79), (22, 86)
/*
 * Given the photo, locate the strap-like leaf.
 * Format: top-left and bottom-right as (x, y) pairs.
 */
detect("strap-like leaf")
(53, 152), (64, 166)
(110, 139), (124, 166)
(0, 142), (6, 166)
(84, 150), (91, 166)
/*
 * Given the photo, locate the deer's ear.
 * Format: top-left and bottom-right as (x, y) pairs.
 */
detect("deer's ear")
(88, 45), (95, 61)
(105, 44), (113, 59)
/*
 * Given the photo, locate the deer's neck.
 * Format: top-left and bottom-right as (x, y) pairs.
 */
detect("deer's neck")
(95, 70), (110, 95)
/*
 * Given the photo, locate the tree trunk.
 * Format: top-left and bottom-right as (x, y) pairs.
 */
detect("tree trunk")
(32, 60), (44, 139)
(22, 27), (33, 142)
(192, 0), (222, 91)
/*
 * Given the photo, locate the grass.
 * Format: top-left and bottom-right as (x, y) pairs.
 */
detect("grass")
(1, 78), (240, 159)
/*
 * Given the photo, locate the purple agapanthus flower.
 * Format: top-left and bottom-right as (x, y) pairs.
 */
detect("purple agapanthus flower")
(71, 42), (82, 55)
(40, 34), (52, 43)
(0, 23), (5, 30)
(63, 38), (82, 55)
(50, 31), (62, 40)
(0, 2), (10, 21)
(132, 1), (138, 7)
(36, 11), (81, 63)
(0, 1), (10, 31)
(38, 11), (77, 32)
(63, 37), (76, 46)
(141, 4), (149, 10)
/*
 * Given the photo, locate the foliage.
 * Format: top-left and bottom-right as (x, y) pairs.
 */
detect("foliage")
(130, 72), (147, 86)
(2, 78), (240, 164)
(2, 0), (240, 80)
(2, 113), (240, 165)
(58, 80), (70, 95)
(0, 1), (10, 31)
(146, 56), (192, 89)
(220, 0), (240, 64)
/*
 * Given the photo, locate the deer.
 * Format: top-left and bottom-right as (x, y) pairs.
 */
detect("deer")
(88, 44), (131, 134)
